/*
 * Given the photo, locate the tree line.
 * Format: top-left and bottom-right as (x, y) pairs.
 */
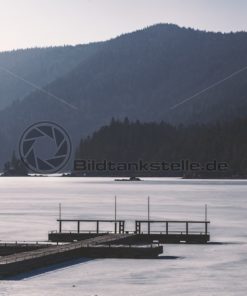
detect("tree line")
(75, 118), (247, 178)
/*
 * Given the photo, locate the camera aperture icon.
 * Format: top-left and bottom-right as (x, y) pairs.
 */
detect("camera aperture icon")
(19, 121), (72, 174)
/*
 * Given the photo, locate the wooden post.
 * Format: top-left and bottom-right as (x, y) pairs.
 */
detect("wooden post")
(58, 203), (62, 233)
(148, 196), (150, 235)
(186, 222), (189, 235)
(135, 221), (141, 234)
(96, 221), (99, 234)
(148, 221), (151, 235)
(166, 221), (168, 235)
(119, 221), (125, 233)
(59, 203), (61, 220)
(77, 221), (80, 233)
(205, 222), (208, 235)
(114, 196), (117, 234)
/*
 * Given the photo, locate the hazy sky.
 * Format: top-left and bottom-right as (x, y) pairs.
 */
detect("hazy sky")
(0, 0), (246, 52)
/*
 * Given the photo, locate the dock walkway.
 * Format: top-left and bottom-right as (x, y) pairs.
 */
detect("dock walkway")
(0, 234), (133, 265)
(0, 234), (163, 278)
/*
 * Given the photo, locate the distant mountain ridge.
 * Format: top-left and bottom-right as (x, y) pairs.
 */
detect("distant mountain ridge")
(0, 43), (102, 110)
(0, 24), (247, 168)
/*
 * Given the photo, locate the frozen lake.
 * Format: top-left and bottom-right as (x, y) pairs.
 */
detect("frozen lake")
(0, 177), (246, 295)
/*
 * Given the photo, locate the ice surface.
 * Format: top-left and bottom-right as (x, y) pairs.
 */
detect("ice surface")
(0, 177), (246, 295)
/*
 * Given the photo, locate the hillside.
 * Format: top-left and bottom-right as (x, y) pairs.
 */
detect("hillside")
(1, 24), (247, 167)
(75, 118), (247, 177)
(0, 43), (102, 110)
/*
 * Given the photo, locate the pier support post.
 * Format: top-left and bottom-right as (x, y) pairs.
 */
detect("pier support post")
(148, 222), (150, 235)
(96, 221), (99, 234)
(77, 221), (80, 233)
(186, 222), (189, 235)
(135, 221), (141, 234)
(119, 221), (125, 234)
(59, 221), (62, 233)
(147, 196), (150, 235)
(166, 222), (168, 235)
(114, 196), (117, 234)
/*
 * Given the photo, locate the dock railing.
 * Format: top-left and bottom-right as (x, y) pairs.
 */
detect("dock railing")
(135, 220), (210, 235)
(56, 219), (126, 234)
(53, 219), (210, 236)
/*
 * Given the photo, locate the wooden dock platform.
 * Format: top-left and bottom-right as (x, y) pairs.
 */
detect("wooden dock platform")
(0, 234), (163, 278)
(49, 219), (210, 244)
(0, 242), (53, 256)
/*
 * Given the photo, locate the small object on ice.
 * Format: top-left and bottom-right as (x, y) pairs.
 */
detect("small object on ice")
(115, 176), (142, 181)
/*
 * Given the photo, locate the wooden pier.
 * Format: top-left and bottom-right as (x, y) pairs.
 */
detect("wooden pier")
(0, 234), (163, 278)
(0, 242), (53, 256)
(0, 205), (210, 278)
(49, 219), (210, 244)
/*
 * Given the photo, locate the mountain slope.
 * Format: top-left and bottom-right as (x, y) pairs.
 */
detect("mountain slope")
(1, 24), (247, 168)
(0, 43), (102, 110)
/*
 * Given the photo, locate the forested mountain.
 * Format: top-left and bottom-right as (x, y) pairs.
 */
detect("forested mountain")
(0, 43), (102, 109)
(76, 118), (247, 177)
(0, 24), (247, 168)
